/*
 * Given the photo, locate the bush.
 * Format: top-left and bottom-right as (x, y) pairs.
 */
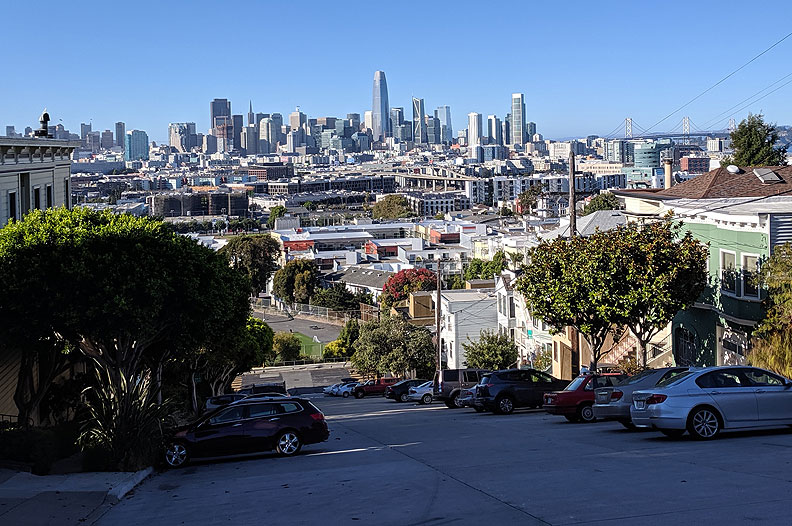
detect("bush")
(274, 332), (302, 362)
(0, 424), (79, 475)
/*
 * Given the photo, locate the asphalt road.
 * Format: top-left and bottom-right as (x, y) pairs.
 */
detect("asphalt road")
(96, 396), (792, 525)
(252, 312), (341, 342)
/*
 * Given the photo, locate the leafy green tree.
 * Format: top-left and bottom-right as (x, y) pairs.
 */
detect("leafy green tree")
(219, 234), (281, 295)
(582, 192), (621, 216)
(311, 283), (368, 311)
(267, 205), (287, 229)
(464, 251), (508, 281)
(274, 332), (302, 362)
(722, 113), (788, 167)
(616, 220), (708, 363)
(371, 195), (414, 219)
(352, 315), (435, 378)
(339, 318), (360, 349)
(462, 330), (518, 370)
(516, 234), (623, 370)
(749, 243), (792, 376)
(215, 219), (226, 231)
(433, 212), (445, 220)
(323, 339), (349, 359)
(303, 201), (317, 211)
(499, 206), (514, 217)
(507, 252), (524, 270)
(532, 348), (552, 371)
(272, 259), (319, 304)
(517, 183), (545, 214)
(447, 274), (466, 290)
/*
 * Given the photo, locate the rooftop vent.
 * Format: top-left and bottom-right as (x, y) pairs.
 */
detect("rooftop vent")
(726, 165), (740, 174)
(754, 167), (782, 184)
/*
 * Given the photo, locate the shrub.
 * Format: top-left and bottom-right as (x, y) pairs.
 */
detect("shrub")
(0, 426), (76, 475)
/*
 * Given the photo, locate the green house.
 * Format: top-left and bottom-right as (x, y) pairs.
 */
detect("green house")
(615, 165), (792, 366)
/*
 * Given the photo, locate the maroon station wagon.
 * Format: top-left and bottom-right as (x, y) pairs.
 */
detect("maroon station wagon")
(165, 398), (329, 467)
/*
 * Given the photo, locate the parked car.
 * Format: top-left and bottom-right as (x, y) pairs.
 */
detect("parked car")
(457, 387), (478, 410)
(205, 394), (246, 412)
(543, 373), (627, 422)
(593, 367), (689, 428)
(433, 369), (490, 408)
(243, 393), (289, 401)
(336, 382), (360, 398)
(475, 369), (568, 415)
(323, 383), (341, 396)
(237, 382), (288, 396)
(631, 366), (792, 440)
(386, 379), (429, 402)
(164, 398), (330, 467)
(353, 377), (401, 398)
(407, 381), (435, 405)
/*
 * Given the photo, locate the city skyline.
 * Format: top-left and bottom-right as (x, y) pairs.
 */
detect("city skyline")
(3, 2), (792, 141)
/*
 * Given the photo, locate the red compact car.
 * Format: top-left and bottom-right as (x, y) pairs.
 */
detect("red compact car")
(543, 373), (626, 423)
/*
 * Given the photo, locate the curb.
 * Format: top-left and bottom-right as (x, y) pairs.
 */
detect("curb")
(106, 466), (153, 503)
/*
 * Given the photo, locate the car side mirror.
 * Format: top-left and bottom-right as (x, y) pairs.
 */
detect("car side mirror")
(785, 382), (792, 389)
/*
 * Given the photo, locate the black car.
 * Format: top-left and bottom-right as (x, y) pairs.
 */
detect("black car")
(474, 369), (568, 414)
(164, 398), (329, 467)
(385, 379), (429, 402)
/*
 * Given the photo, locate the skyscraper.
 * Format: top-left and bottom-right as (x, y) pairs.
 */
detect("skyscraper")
(510, 93), (525, 147)
(412, 98), (426, 144)
(124, 130), (149, 161)
(115, 122), (125, 148)
(363, 111), (373, 132)
(209, 98), (231, 131)
(169, 123), (197, 152)
(436, 106), (452, 143)
(289, 109), (306, 131)
(100, 130), (114, 150)
(80, 123), (92, 143)
(527, 121), (537, 139)
(487, 115), (502, 145)
(346, 113), (361, 131)
(371, 70), (389, 141)
(467, 113), (482, 148)
(390, 108), (404, 128)
(247, 101), (255, 126)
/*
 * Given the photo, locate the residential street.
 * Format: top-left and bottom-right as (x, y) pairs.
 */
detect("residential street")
(95, 396), (792, 525)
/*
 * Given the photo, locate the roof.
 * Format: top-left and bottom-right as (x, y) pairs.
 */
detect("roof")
(650, 166), (792, 200)
(540, 210), (627, 239)
(325, 267), (394, 289)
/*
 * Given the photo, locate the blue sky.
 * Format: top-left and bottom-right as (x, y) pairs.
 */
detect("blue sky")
(3, 0), (792, 142)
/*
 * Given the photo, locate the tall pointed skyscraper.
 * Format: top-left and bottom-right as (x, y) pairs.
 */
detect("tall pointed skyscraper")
(247, 101), (255, 126)
(371, 71), (389, 142)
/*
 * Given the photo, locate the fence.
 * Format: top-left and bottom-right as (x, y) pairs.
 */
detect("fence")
(252, 296), (370, 325)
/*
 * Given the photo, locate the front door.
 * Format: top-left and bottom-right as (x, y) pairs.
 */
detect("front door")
(242, 403), (282, 453)
(193, 405), (246, 457)
(698, 370), (758, 426)
(744, 368), (792, 423)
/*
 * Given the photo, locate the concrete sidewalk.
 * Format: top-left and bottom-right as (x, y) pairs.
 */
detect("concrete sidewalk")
(0, 467), (153, 526)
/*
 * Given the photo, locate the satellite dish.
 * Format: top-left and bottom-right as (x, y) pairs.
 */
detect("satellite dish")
(726, 165), (740, 174)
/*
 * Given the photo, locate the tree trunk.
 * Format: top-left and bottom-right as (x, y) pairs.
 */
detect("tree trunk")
(189, 370), (199, 415)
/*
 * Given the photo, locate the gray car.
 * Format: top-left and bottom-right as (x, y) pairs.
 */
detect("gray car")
(593, 367), (689, 428)
(631, 366), (792, 439)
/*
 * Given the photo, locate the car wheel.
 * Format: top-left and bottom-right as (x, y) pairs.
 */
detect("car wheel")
(619, 419), (637, 430)
(164, 442), (189, 468)
(342, 391), (350, 398)
(275, 431), (302, 456)
(565, 415), (579, 423)
(687, 407), (721, 440)
(578, 403), (596, 423)
(660, 429), (686, 438)
(474, 406), (486, 413)
(355, 390), (364, 399)
(421, 393), (433, 405)
(445, 393), (460, 409)
(495, 395), (515, 415)
(399, 393), (409, 403)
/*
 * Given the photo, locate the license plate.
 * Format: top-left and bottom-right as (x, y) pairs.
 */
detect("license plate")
(634, 401), (646, 410)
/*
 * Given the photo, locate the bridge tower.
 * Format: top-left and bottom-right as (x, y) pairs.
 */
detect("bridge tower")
(625, 117), (633, 139)
(682, 116), (690, 144)
(728, 118), (737, 134)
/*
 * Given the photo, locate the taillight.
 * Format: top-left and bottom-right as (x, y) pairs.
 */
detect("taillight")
(485, 383), (494, 388)
(611, 390), (623, 401)
(310, 413), (325, 421)
(646, 394), (667, 405)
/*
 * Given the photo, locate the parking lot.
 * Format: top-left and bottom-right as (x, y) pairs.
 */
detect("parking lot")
(99, 395), (792, 525)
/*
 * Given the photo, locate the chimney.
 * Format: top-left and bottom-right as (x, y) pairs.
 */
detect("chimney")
(663, 159), (673, 189)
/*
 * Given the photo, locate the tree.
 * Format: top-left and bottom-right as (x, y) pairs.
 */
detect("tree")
(582, 192), (621, 216)
(516, 234), (623, 370)
(722, 113), (788, 167)
(532, 348), (552, 372)
(267, 205), (287, 229)
(447, 274), (466, 290)
(352, 315), (435, 378)
(303, 201), (317, 211)
(749, 243), (792, 377)
(517, 184), (545, 214)
(274, 332), (302, 362)
(433, 212), (445, 220)
(379, 268), (436, 308)
(371, 195), (414, 220)
(462, 330), (518, 370)
(499, 206), (514, 217)
(322, 339), (347, 359)
(218, 234), (281, 295)
(464, 251), (508, 281)
(339, 318), (360, 350)
(272, 259), (319, 304)
(615, 220), (708, 364)
(507, 252), (524, 270)
(311, 283), (369, 311)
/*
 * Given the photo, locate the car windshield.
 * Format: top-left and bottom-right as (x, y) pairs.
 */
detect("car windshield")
(657, 371), (694, 388)
(616, 369), (656, 386)
(418, 381), (432, 388)
(564, 377), (586, 391)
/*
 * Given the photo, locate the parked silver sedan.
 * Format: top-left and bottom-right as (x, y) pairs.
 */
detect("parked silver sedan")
(407, 381), (434, 405)
(593, 367), (689, 428)
(631, 366), (792, 439)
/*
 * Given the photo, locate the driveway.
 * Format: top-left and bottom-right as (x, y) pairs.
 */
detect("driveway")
(96, 396), (792, 525)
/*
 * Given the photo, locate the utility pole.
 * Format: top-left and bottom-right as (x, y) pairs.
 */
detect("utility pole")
(435, 261), (443, 377)
(568, 150), (580, 373)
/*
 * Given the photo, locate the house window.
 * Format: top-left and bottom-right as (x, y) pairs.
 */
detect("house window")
(675, 327), (696, 366)
(720, 251), (737, 294)
(34, 187), (41, 210)
(46, 185), (53, 208)
(742, 255), (759, 298)
(8, 192), (16, 222)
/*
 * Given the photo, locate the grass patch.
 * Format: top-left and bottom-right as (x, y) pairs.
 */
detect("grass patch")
(293, 332), (324, 357)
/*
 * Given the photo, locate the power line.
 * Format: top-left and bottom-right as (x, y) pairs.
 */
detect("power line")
(698, 71), (792, 130)
(644, 30), (792, 133)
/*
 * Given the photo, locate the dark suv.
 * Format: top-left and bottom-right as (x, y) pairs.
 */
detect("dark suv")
(474, 369), (568, 414)
(164, 398), (329, 467)
(433, 369), (489, 408)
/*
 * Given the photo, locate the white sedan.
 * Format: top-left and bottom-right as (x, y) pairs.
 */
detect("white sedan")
(336, 382), (360, 398)
(407, 381), (434, 405)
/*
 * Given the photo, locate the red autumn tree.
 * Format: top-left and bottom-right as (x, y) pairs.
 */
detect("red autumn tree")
(379, 268), (436, 308)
